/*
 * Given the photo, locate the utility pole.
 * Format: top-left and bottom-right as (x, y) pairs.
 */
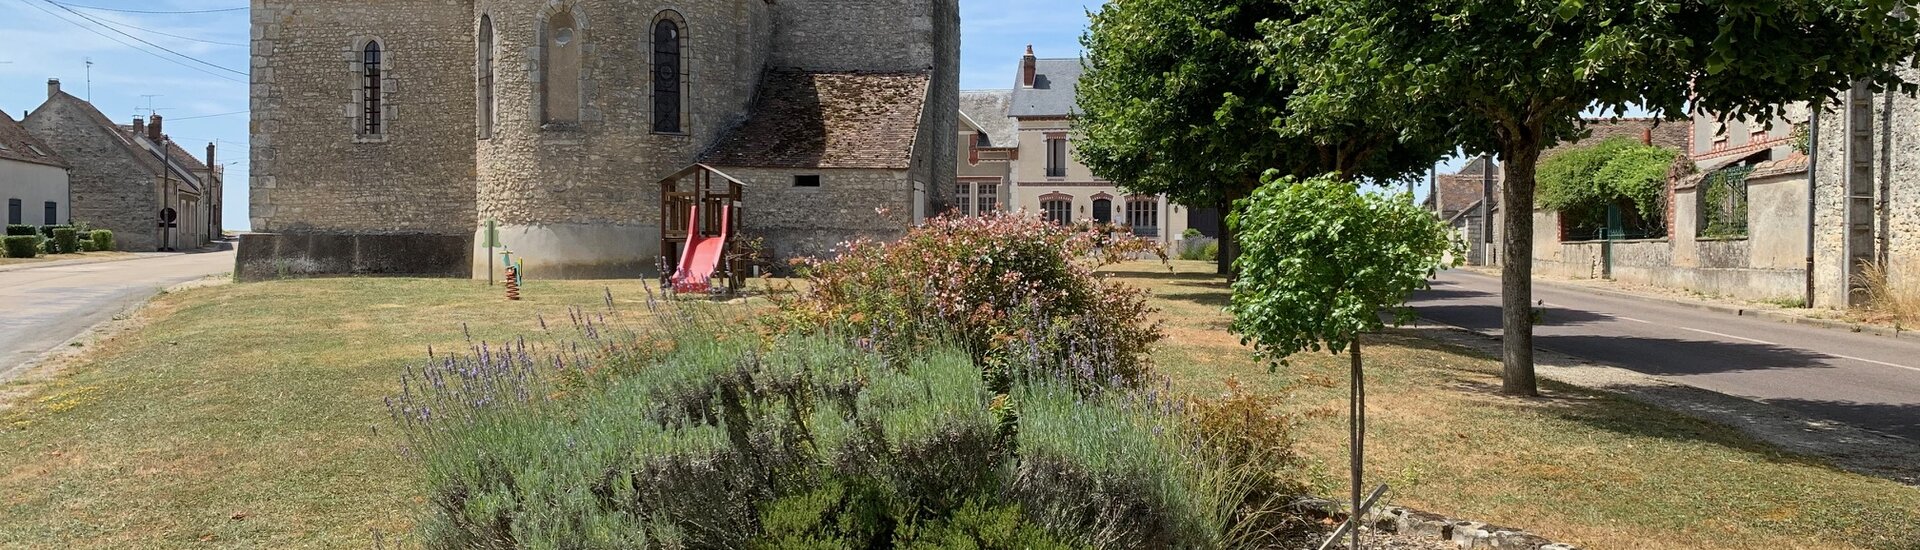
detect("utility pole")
(1481, 155), (1495, 266)
(84, 57), (93, 101)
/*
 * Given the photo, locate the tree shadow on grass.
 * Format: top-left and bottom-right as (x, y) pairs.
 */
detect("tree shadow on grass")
(1105, 270), (1223, 282)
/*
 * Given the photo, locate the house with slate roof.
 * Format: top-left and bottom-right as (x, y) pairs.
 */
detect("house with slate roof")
(24, 79), (220, 251)
(958, 46), (1187, 247)
(0, 108), (70, 228)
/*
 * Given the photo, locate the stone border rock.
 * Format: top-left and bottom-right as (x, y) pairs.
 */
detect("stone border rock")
(1290, 497), (1579, 550)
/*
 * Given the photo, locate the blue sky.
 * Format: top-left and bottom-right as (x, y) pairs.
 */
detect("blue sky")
(0, 0), (1448, 229)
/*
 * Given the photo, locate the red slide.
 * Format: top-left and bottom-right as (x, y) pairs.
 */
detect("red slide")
(671, 203), (730, 293)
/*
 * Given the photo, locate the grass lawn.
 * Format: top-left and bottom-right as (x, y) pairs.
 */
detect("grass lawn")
(1114, 260), (1920, 550)
(0, 277), (664, 548)
(2, 262), (1917, 548)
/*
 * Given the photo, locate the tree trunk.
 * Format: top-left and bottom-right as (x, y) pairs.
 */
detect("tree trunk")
(1216, 196), (1233, 276)
(1500, 143), (1542, 396)
(1348, 338), (1365, 549)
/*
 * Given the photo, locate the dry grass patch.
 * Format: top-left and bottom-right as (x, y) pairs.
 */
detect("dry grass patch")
(1108, 260), (1920, 550)
(0, 277), (665, 549)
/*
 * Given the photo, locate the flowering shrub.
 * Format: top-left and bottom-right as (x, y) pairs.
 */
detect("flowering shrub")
(775, 213), (1166, 391)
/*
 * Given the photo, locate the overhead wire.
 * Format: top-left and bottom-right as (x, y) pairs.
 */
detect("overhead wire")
(56, 2), (243, 14)
(6, 0), (245, 83)
(37, 0), (247, 77)
(74, 9), (248, 47)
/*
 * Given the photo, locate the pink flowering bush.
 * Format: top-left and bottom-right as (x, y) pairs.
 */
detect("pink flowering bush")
(775, 213), (1166, 390)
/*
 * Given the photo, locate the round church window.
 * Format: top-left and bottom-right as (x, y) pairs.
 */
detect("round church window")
(554, 28), (574, 46)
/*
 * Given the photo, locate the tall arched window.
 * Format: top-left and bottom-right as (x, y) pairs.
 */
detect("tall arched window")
(542, 9), (581, 125)
(652, 14), (685, 133)
(361, 40), (383, 136)
(477, 16), (495, 139)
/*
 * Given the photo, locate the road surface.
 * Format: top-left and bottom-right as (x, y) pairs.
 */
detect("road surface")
(0, 250), (234, 380)
(1411, 270), (1920, 441)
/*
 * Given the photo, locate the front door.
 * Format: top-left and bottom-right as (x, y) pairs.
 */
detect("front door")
(1093, 198), (1112, 225)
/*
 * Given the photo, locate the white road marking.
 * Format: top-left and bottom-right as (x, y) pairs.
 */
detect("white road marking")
(1518, 294), (1920, 374)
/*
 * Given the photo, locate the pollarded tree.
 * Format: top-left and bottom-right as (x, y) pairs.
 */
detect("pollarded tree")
(1076, 0), (1452, 275)
(1276, 0), (1920, 395)
(1228, 174), (1457, 549)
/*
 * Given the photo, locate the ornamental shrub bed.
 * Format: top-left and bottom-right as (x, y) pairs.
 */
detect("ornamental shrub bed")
(773, 214), (1167, 393)
(4, 224), (36, 237)
(388, 219), (1311, 548)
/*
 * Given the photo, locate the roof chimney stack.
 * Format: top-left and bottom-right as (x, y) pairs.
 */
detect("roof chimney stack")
(206, 142), (216, 169)
(1021, 45), (1037, 88)
(1641, 128), (1653, 146)
(132, 116), (146, 138)
(148, 114), (163, 142)
(47, 79), (60, 99)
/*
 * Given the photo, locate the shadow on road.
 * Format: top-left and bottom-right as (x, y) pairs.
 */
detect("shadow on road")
(1414, 304), (1615, 329)
(1534, 334), (1830, 376)
(1756, 397), (1920, 442)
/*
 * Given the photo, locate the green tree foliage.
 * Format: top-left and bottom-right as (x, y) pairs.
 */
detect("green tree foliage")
(1075, 0), (1452, 273)
(1225, 174), (1456, 547)
(1538, 137), (1680, 223)
(1277, 0), (1920, 395)
(1227, 174), (1456, 361)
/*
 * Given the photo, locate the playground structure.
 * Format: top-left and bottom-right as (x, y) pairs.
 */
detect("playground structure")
(659, 164), (747, 295)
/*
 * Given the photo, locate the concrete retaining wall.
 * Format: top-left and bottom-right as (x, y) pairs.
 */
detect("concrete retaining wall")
(237, 232), (472, 281)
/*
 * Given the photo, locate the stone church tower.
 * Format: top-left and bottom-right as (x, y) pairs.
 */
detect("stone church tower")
(243, 0), (959, 279)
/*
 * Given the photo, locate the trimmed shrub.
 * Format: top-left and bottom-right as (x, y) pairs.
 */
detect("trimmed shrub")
(50, 227), (79, 255)
(775, 213), (1167, 392)
(3, 236), (38, 258)
(4, 224), (36, 237)
(89, 230), (115, 252)
(1178, 236), (1220, 261)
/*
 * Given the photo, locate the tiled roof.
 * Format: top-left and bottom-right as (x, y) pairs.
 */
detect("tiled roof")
(959, 90), (1017, 148)
(0, 110), (68, 168)
(1009, 58), (1083, 118)
(119, 124), (211, 172)
(702, 71), (930, 170)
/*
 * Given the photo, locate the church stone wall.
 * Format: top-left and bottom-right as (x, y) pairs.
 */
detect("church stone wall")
(725, 167), (915, 263)
(473, 0), (772, 278)
(249, 0), (478, 236)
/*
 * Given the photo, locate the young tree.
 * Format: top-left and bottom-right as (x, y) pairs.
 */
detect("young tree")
(1076, 0), (1450, 274)
(1228, 174), (1457, 549)
(1277, 0), (1920, 395)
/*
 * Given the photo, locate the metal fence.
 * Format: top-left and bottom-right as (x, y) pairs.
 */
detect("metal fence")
(1699, 165), (1754, 239)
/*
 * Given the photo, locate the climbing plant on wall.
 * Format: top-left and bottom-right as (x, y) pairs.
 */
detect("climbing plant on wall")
(1537, 137), (1680, 240)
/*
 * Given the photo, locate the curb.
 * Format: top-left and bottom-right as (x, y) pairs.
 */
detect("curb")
(0, 254), (151, 273)
(1524, 277), (1920, 342)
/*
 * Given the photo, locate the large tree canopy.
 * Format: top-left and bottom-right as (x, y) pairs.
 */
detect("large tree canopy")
(1075, 0), (1453, 273)
(1275, 0), (1920, 395)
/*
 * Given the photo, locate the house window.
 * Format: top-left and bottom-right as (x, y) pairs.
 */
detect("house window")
(361, 41), (383, 136)
(975, 132), (990, 147)
(1092, 197), (1113, 224)
(1045, 137), (1067, 178)
(1041, 198), (1072, 225)
(1126, 199), (1160, 237)
(542, 9), (582, 125)
(43, 201), (57, 225)
(652, 14), (686, 134)
(976, 183), (998, 215)
(477, 15), (495, 139)
(954, 184), (973, 215)
(794, 175), (821, 187)
(6, 199), (18, 225)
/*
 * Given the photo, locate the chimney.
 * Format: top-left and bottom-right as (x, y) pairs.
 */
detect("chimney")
(47, 78), (60, 99)
(132, 116), (146, 138)
(148, 114), (163, 142)
(206, 142), (216, 170)
(1641, 128), (1653, 146)
(1021, 45), (1037, 88)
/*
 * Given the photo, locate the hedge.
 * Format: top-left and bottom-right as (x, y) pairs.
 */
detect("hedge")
(51, 227), (80, 255)
(5, 225), (36, 237)
(89, 230), (114, 251)
(3, 236), (38, 259)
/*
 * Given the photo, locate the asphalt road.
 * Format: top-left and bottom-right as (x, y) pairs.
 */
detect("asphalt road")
(1411, 270), (1920, 441)
(0, 250), (234, 380)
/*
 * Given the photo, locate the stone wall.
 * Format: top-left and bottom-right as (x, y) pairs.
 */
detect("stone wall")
(1811, 65), (1920, 308)
(250, 0), (478, 236)
(472, 0), (773, 278)
(769, 0), (955, 72)
(23, 95), (159, 251)
(721, 167), (915, 263)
